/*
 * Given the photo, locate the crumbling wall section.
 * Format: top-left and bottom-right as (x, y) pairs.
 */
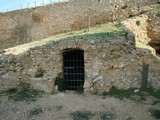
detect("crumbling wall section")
(1, 37), (160, 93)
(147, 10), (160, 54)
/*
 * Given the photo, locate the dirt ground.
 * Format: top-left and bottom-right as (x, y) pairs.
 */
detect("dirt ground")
(0, 92), (160, 120)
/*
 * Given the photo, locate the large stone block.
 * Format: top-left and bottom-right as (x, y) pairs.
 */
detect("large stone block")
(30, 78), (52, 93)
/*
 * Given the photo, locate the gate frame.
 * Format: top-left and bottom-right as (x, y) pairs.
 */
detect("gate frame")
(62, 48), (85, 90)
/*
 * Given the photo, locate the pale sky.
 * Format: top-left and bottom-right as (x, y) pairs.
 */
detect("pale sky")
(0, 0), (63, 12)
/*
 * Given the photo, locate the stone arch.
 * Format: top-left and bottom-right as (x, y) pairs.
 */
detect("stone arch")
(55, 40), (92, 51)
(53, 40), (92, 91)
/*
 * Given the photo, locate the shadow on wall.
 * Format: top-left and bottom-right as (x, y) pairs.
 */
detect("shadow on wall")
(6, 23), (32, 50)
(0, 23), (32, 54)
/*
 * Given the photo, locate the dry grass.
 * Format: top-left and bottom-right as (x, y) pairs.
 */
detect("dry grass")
(2, 22), (124, 55)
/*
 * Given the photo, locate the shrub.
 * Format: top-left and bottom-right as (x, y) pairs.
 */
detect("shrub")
(76, 84), (84, 94)
(99, 112), (115, 120)
(29, 107), (43, 117)
(71, 111), (93, 120)
(136, 21), (141, 26)
(115, 22), (123, 29)
(4, 88), (18, 95)
(32, 13), (47, 23)
(1, 83), (44, 102)
(102, 86), (160, 101)
(102, 86), (134, 99)
(54, 76), (65, 91)
(149, 109), (160, 119)
(145, 87), (160, 99)
(122, 30), (129, 39)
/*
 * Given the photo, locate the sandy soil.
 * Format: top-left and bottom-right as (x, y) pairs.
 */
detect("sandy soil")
(0, 92), (159, 120)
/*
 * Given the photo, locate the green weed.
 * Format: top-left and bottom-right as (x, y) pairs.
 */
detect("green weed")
(54, 76), (65, 91)
(136, 21), (141, 26)
(154, 6), (160, 14)
(71, 32), (116, 39)
(115, 22), (123, 29)
(71, 111), (93, 120)
(152, 100), (160, 105)
(99, 112), (115, 120)
(1, 83), (44, 102)
(145, 87), (160, 99)
(29, 107), (43, 117)
(0, 88), (17, 96)
(102, 86), (134, 99)
(102, 86), (160, 101)
(76, 84), (84, 94)
(149, 109), (160, 119)
(122, 30), (129, 39)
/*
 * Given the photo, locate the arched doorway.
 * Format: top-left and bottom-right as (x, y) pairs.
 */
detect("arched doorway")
(63, 49), (85, 90)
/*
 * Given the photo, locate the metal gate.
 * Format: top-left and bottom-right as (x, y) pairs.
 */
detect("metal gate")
(63, 49), (84, 90)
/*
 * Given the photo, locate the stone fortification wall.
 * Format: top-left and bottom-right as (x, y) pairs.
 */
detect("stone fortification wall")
(1, 37), (160, 93)
(0, 0), (158, 52)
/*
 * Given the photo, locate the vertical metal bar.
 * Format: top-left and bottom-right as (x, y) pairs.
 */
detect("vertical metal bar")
(141, 63), (149, 91)
(63, 53), (64, 90)
(88, 17), (90, 32)
(71, 51), (75, 90)
(75, 51), (76, 89)
(134, 0), (137, 13)
(79, 52), (80, 86)
(34, 1), (36, 7)
(67, 52), (68, 89)
(66, 52), (68, 89)
(75, 51), (77, 89)
(72, 51), (73, 89)
(71, 51), (73, 89)
(138, 5), (141, 15)
(67, 51), (68, 89)
(112, 12), (114, 22)
(74, 51), (78, 89)
(27, 3), (29, 8)
(42, 0), (44, 6)
(69, 52), (70, 89)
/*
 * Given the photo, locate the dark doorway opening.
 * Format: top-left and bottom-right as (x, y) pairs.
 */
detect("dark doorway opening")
(149, 42), (160, 55)
(63, 49), (85, 90)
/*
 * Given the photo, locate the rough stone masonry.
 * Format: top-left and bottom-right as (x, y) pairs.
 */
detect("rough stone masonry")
(0, 34), (160, 93)
(0, 0), (160, 93)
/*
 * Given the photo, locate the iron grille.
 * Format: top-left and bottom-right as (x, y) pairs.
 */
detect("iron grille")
(63, 49), (84, 90)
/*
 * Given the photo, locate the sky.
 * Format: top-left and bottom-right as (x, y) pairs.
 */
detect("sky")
(0, 0), (63, 12)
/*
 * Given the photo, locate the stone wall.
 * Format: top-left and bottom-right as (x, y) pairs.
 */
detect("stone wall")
(0, 0), (158, 51)
(147, 10), (160, 54)
(1, 36), (160, 93)
(123, 5), (160, 54)
(123, 15), (150, 44)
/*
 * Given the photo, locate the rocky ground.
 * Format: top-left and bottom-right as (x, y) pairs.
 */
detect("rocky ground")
(0, 91), (160, 120)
